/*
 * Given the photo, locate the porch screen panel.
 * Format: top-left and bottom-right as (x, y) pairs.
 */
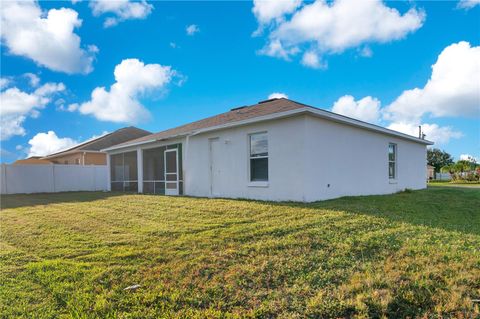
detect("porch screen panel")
(143, 146), (166, 194)
(142, 144), (183, 195)
(109, 151), (138, 192)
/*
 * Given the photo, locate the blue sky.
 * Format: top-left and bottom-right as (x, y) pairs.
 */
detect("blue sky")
(1, 0), (479, 163)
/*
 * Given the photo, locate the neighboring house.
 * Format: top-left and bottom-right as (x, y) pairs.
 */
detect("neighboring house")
(37, 127), (150, 165)
(103, 98), (433, 202)
(13, 156), (53, 165)
(427, 164), (435, 180)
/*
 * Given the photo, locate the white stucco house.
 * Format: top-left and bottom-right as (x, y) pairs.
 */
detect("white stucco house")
(103, 98), (433, 202)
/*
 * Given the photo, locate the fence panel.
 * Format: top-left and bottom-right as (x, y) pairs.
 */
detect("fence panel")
(0, 164), (109, 194)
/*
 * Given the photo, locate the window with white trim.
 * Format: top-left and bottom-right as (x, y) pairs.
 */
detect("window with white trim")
(249, 132), (268, 182)
(388, 143), (397, 179)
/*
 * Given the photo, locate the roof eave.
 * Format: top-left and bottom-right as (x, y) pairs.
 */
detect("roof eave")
(102, 107), (433, 152)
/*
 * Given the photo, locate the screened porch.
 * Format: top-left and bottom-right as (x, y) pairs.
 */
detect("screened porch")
(110, 143), (183, 195)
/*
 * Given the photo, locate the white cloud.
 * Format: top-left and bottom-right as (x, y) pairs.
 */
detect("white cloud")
(0, 80), (65, 140)
(78, 58), (176, 123)
(27, 131), (77, 157)
(331, 95), (381, 123)
(252, 0), (302, 26)
(0, 78), (10, 89)
(0, 0), (96, 74)
(301, 51), (325, 69)
(387, 122), (463, 145)
(358, 46), (373, 58)
(258, 39), (300, 60)
(90, 0), (153, 27)
(255, 0), (425, 67)
(24, 73), (40, 87)
(385, 41), (480, 123)
(459, 154), (478, 162)
(268, 92), (288, 99)
(186, 24), (200, 36)
(457, 0), (480, 9)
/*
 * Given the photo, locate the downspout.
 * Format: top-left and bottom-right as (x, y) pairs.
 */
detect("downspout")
(82, 152), (86, 165)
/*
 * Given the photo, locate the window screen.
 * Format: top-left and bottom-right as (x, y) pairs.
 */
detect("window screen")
(249, 132), (268, 182)
(109, 151), (138, 191)
(388, 143), (397, 179)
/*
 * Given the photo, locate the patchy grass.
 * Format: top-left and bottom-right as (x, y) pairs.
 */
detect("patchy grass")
(1, 188), (479, 318)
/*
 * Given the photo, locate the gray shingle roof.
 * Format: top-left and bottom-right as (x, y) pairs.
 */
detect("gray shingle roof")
(44, 126), (151, 158)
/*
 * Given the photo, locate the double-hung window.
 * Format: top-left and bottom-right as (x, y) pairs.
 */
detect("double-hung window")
(388, 143), (397, 179)
(249, 132), (268, 182)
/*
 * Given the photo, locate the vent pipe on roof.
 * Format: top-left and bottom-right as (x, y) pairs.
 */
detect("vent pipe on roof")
(418, 125), (426, 140)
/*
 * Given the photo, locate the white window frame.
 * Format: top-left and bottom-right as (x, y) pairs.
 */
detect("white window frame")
(388, 143), (397, 181)
(248, 131), (269, 186)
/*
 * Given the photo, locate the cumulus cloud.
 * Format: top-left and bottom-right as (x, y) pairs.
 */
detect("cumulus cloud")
(457, 0), (480, 9)
(90, 0), (153, 27)
(387, 122), (463, 145)
(252, 0), (302, 27)
(0, 0), (96, 74)
(331, 95), (381, 123)
(27, 131), (77, 157)
(0, 78), (10, 89)
(186, 24), (200, 36)
(301, 51), (325, 69)
(78, 58), (176, 123)
(328, 41), (477, 145)
(24, 73), (40, 87)
(254, 0), (425, 68)
(385, 41), (480, 123)
(268, 92), (288, 99)
(1, 80), (65, 140)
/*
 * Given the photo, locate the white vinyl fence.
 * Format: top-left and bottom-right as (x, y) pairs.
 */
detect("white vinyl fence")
(0, 164), (109, 195)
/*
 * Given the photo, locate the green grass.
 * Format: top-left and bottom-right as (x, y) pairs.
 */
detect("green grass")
(428, 181), (480, 188)
(1, 188), (479, 318)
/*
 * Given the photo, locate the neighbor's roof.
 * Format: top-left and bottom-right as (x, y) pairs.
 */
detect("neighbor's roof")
(103, 98), (433, 151)
(44, 126), (151, 159)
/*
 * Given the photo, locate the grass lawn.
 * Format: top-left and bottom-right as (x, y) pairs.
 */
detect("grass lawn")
(428, 181), (480, 188)
(1, 188), (479, 318)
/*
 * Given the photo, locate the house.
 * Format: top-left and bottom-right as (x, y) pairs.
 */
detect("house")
(41, 127), (151, 165)
(102, 98), (433, 202)
(13, 156), (53, 165)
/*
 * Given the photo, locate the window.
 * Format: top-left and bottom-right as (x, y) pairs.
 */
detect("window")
(388, 143), (397, 179)
(249, 132), (268, 182)
(110, 151), (138, 192)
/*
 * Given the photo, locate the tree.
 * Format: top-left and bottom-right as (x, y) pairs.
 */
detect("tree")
(427, 148), (454, 172)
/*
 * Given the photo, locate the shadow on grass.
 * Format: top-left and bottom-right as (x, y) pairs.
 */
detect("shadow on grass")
(275, 187), (480, 236)
(2, 187), (478, 236)
(0, 191), (126, 210)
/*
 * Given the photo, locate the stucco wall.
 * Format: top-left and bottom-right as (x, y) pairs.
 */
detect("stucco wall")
(185, 116), (308, 201)
(303, 115), (427, 201)
(85, 153), (107, 165)
(106, 114), (427, 202)
(49, 152), (106, 165)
